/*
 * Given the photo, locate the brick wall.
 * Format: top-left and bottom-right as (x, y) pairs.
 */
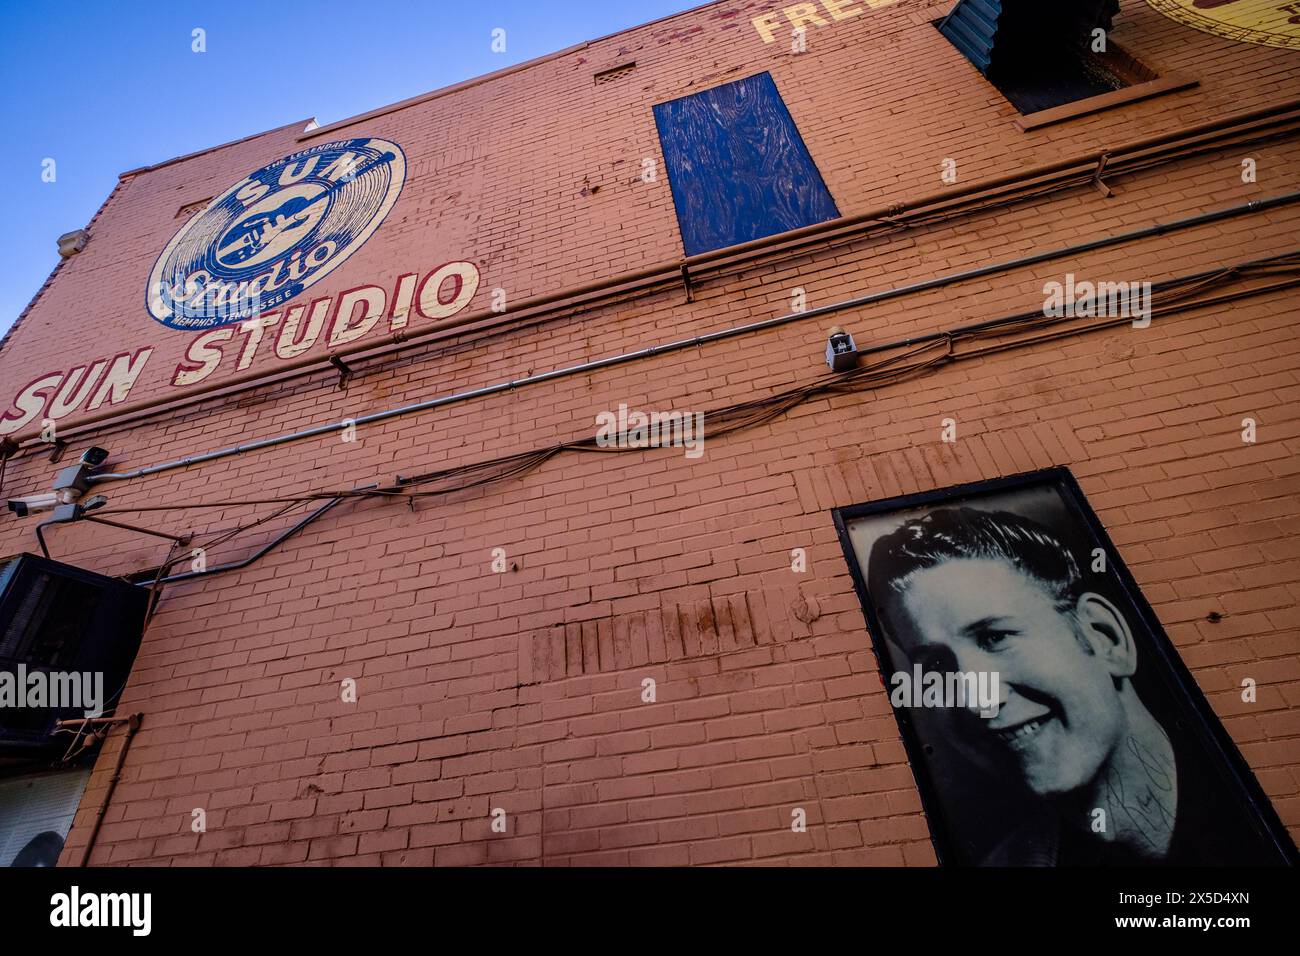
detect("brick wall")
(0, 0), (1297, 865)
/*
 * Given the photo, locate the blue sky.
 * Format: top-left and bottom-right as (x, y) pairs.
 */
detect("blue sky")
(0, 0), (703, 338)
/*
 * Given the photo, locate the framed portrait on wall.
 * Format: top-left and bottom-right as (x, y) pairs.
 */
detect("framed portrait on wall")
(833, 467), (1297, 866)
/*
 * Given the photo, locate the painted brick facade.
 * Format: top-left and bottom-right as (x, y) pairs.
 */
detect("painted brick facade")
(1, 0), (1298, 866)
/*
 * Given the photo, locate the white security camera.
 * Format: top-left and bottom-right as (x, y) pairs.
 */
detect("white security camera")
(7, 493), (61, 517)
(80, 446), (110, 468)
(6, 446), (112, 519)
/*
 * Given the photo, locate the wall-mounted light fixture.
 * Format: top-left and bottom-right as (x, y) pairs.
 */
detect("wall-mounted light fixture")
(826, 326), (858, 373)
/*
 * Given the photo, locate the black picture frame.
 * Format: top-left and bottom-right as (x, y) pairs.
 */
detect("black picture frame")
(831, 465), (1298, 866)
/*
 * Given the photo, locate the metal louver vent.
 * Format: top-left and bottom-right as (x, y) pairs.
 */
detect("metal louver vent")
(939, 0), (1119, 76)
(0, 554), (149, 753)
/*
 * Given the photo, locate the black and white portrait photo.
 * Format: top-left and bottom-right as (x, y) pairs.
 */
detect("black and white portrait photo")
(835, 469), (1296, 867)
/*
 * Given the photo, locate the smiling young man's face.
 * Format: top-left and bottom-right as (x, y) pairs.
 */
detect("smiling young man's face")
(889, 557), (1131, 797)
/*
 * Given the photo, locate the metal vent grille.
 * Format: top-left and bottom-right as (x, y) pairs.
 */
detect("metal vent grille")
(0, 570), (99, 668)
(0, 554), (151, 753)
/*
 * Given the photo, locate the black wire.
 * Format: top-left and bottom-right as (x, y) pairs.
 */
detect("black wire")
(81, 254), (1300, 519)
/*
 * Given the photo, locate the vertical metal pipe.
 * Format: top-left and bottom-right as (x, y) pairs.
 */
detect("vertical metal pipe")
(76, 713), (143, 867)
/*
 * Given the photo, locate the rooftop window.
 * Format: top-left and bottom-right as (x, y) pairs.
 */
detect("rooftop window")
(939, 0), (1150, 116)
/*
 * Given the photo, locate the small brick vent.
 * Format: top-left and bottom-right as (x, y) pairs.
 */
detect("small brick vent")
(176, 197), (212, 219)
(594, 62), (636, 86)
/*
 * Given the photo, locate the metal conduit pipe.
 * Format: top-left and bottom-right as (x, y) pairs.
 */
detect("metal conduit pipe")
(87, 191), (1300, 486)
(73, 713), (143, 867)
(9, 97), (1300, 450)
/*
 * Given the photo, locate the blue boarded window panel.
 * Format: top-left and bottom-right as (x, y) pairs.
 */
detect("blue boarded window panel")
(653, 72), (840, 258)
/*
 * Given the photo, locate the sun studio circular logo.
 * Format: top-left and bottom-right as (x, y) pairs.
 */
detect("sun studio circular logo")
(146, 137), (406, 330)
(1145, 0), (1300, 50)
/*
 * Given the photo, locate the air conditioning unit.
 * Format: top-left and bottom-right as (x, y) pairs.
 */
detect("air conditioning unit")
(0, 554), (149, 754)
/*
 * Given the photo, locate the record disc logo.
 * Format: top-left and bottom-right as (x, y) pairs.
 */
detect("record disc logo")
(1146, 1), (1300, 50)
(146, 137), (406, 330)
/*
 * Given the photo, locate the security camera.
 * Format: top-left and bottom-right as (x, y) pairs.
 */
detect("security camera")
(7, 493), (60, 517)
(5, 448), (113, 520)
(53, 449), (112, 497)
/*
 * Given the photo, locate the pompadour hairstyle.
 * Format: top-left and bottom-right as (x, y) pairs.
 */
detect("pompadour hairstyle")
(866, 506), (1083, 634)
